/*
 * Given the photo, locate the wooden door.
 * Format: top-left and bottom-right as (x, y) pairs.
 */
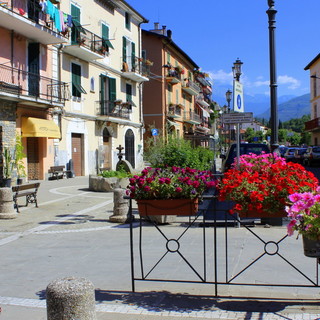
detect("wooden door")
(72, 133), (83, 176)
(27, 137), (40, 180)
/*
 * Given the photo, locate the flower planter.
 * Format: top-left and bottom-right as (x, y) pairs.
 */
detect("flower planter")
(137, 198), (199, 216)
(302, 236), (320, 258)
(238, 209), (287, 219)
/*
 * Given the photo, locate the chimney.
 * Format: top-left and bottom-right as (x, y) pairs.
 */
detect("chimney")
(162, 25), (167, 35)
(154, 22), (159, 30)
(167, 29), (172, 40)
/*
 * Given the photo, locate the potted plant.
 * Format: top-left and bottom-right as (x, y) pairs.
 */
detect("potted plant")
(2, 147), (14, 187)
(126, 166), (216, 216)
(286, 189), (320, 257)
(218, 153), (318, 218)
(14, 134), (26, 185)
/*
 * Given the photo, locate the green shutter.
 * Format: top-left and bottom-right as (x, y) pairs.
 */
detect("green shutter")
(126, 83), (132, 102)
(108, 77), (116, 112)
(102, 24), (114, 50)
(72, 63), (81, 97)
(71, 5), (81, 45)
(122, 37), (127, 63)
(131, 42), (135, 70)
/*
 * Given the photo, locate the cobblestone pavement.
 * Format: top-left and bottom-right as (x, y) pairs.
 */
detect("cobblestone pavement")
(0, 175), (320, 319)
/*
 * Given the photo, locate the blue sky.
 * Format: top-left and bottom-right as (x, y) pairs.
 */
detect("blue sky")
(128, 0), (319, 99)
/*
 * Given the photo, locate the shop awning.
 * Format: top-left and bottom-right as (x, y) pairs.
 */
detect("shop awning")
(22, 117), (61, 139)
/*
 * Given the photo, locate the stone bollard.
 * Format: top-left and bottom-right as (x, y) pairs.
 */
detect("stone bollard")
(109, 188), (129, 223)
(46, 276), (96, 320)
(0, 187), (17, 219)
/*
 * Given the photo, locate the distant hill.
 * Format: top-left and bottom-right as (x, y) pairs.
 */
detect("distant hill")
(256, 93), (310, 122)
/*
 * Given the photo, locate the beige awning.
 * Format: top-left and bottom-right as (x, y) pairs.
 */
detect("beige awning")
(22, 117), (60, 139)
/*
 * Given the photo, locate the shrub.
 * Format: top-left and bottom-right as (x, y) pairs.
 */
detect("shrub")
(144, 136), (213, 171)
(98, 170), (131, 178)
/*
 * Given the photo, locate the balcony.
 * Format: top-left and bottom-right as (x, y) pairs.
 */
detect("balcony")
(0, 64), (69, 106)
(0, 0), (68, 44)
(184, 110), (201, 125)
(96, 100), (131, 120)
(305, 117), (320, 131)
(181, 79), (201, 96)
(165, 70), (181, 84)
(121, 56), (150, 82)
(62, 26), (108, 62)
(196, 94), (210, 108)
(167, 104), (182, 118)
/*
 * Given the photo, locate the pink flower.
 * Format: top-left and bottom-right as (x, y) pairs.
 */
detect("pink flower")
(288, 193), (302, 203)
(175, 187), (182, 193)
(287, 220), (297, 236)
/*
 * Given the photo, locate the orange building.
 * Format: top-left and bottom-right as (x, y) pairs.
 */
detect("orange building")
(142, 23), (212, 146)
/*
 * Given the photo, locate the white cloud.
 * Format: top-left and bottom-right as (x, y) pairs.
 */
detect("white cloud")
(277, 75), (301, 90)
(253, 80), (269, 87)
(207, 70), (233, 84)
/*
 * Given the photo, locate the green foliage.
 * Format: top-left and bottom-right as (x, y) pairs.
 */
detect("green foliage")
(15, 134), (26, 178)
(99, 169), (131, 178)
(2, 147), (14, 179)
(144, 135), (214, 171)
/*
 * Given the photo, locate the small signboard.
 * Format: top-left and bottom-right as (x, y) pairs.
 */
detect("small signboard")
(221, 112), (253, 124)
(151, 128), (158, 136)
(233, 80), (244, 113)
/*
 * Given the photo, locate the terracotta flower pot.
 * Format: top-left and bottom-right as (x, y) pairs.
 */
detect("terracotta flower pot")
(137, 198), (199, 216)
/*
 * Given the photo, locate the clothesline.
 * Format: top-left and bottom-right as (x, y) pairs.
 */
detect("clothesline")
(39, 0), (73, 33)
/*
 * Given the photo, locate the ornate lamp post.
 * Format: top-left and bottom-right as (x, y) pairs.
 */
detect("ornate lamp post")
(225, 90), (232, 146)
(232, 59), (243, 82)
(267, 0), (278, 146)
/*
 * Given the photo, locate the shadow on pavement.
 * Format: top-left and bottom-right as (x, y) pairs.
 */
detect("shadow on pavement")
(94, 290), (320, 313)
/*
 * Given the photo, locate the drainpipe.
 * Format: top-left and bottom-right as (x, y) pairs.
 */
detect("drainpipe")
(11, 30), (14, 67)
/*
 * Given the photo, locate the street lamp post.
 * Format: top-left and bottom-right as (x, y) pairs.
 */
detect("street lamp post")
(232, 59), (243, 167)
(222, 105), (228, 152)
(225, 89), (232, 146)
(267, 0), (278, 146)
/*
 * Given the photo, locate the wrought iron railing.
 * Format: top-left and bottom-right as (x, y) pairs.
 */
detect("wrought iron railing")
(121, 56), (151, 76)
(96, 100), (131, 119)
(184, 110), (201, 123)
(168, 105), (182, 117)
(1, 0), (69, 37)
(0, 64), (69, 104)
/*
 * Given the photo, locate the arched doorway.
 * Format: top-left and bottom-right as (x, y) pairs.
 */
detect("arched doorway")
(125, 129), (135, 168)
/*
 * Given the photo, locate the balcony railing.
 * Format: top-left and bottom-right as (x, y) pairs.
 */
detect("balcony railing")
(0, 0), (68, 44)
(0, 64), (69, 104)
(184, 110), (201, 124)
(165, 70), (181, 84)
(96, 100), (131, 119)
(168, 104), (182, 118)
(182, 79), (201, 96)
(305, 117), (320, 131)
(121, 56), (150, 81)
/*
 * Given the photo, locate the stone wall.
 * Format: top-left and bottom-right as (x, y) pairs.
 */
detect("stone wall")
(88, 175), (129, 192)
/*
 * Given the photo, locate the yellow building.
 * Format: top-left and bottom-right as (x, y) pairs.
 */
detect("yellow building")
(305, 53), (320, 145)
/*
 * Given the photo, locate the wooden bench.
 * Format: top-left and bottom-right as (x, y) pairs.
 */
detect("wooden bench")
(12, 182), (40, 213)
(48, 165), (70, 179)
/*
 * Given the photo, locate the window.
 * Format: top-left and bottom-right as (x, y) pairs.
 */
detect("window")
(71, 4), (81, 45)
(167, 83), (172, 104)
(126, 83), (132, 102)
(313, 76), (317, 98)
(90, 77), (95, 92)
(100, 74), (116, 113)
(314, 103), (317, 119)
(71, 63), (86, 97)
(125, 12), (131, 30)
(122, 37), (135, 71)
(102, 23), (114, 51)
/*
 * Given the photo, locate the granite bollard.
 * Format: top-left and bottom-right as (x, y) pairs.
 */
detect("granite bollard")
(46, 276), (96, 320)
(109, 188), (129, 223)
(0, 187), (17, 219)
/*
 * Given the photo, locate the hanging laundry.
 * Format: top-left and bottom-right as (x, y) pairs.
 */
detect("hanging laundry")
(66, 14), (73, 28)
(46, 0), (54, 19)
(59, 10), (65, 32)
